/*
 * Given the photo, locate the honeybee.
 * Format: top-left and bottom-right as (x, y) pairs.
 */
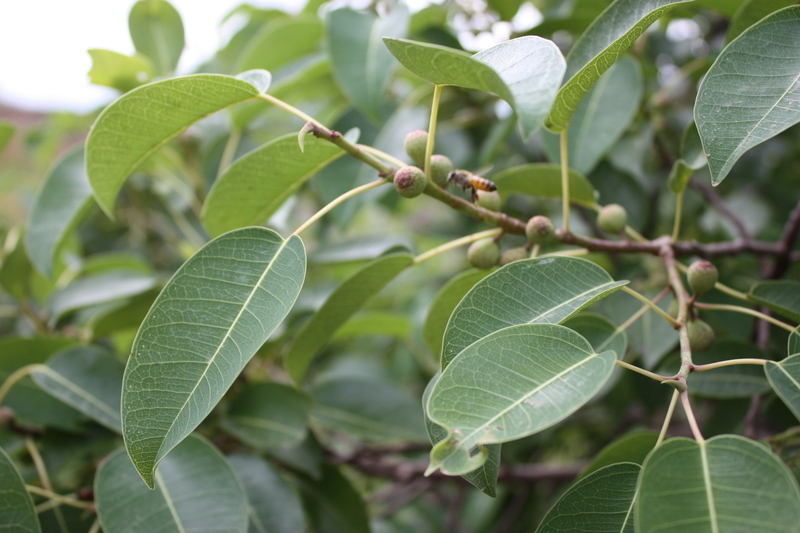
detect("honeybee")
(446, 170), (497, 202)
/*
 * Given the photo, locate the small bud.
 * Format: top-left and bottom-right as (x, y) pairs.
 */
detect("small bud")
(468, 238), (500, 269)
(597, 204), (628, 234)
(393, 166), (427, 198)
(500, 247), (528, 266)
(687, 260), (718, 296)
(475, 190), (501, 211)
(525, 216), (556, 244)
(687, 319), (715, 352)
(428, 155), (453, 186)
(403, 130), (429, 165)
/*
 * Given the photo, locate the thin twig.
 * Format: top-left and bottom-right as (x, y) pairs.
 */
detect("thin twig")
(693, 302), (795, 332)
(657, 389), (680, 446)
(680, 391), (704, 442)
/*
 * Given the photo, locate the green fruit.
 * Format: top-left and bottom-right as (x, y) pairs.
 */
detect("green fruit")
(687, 319), (715, 352)
(475, 190), (501, 211)
(525, 216), (556, 244)
(428, 155), (453, 186)
(597, 204), (628, 234)
(393, 166), (427, 198)
(687, 260), (719, 295)
(403, 130), (429, 165)
(468, 238), (500, 269)
(500, 247), (528, 266)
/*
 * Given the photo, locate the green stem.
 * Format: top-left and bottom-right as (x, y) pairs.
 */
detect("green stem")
(693, 302), (795, 332)
(358, 144), (407, 168)
(413, 229), (502, 264)
(560, 125), (570, 232)
(680, 391), (704, 442)
(657, 389), (680, 447)
(425, 85), (443, 182)
(27, 486), (94, 511)
(675, 262), (750, 301)
(530, 244), (541, 258)
(691, 358), (767, 372)
(257, 93), (318, 124)
(671, 191), (684, 243)
(615, 360), (671, 382)
(0, 364), (47, 406)
(621, 286), (681, 327)
(616, 286), (671, 335)
(625, 226), (648, 243)
(292, 179), (388, 236)
(217, 128), (242, 181)
(539, 247), (589, 258)
(661, 242), (693, 382)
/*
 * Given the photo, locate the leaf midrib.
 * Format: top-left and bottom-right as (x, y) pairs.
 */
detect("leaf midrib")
(155, 469), (187, 533)
(699, 441), (720, 533)
(34, 367), (119, 427)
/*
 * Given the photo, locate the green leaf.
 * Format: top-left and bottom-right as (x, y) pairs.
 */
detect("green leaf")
(220, 383), (311, 450)
(32, 345), (124, 432)
(681, 121), (708, 170)
(428, 324), (616, 475)
(789, 326), (800, 355)
(537, 463), (640, 533)
(328, 7), (409, 121)
(0, 446), (41, 533)
(227, 454), (306, 533)
(667, 158), (694, 195)
(748, 280), (800, 322)
(297, 463), (371, 533)
(333, 311), (412, 340)
(202, 134), (343, 237)
(88, 49), (154, 92)
(545, 0), (691, 132)
(0, 120), (14, 156)
(580, 432), (659, 479)
(284, 252), (413, 384)
(766, 353), (800, 422)
(442, 257), (628, 368)
(492, 164), (598, 208)
(541, 56), (643, 175)
(85, 74), (261, 217)
(24, 147), (94, 278)
(48, 270), (159, 323)
(695, 6), (800, 185)
(383, 36), (566, 138)
(311, 377), (428, 443)
(565, 313), (627, 359)
(637, 435), (800, 532)
(235, 15), (323, 73)
(96, 435), (247, 533)
(122, 228), (306, 488)
(728, 0), (798, 42)
(128, 0), (185, 76)
(424, 269), (490, 358)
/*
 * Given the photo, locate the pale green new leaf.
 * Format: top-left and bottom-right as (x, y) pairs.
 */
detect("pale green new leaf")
(766, 353), (800, 421)
(0, 446), (41, 533)
(491, 164), (597, 207)
(221, 383), (311, 450)
(122, 227), (306, 488)
(236, 15), (323, 73)
(727, 0), (798, 42)
(128, 0), (185, 76)
(88, 49), (154, 92)
(384, 36), (566, 138)
(85, 74), (261, 216)
(695, 6), (800, 185)
(284, 252), (413, 384)
(202, 134), (343, 237)
(545, 0), (692, 132)
(48, 270), (159, 323)
(442, 257), (628, 368)
(637, 435), (800, 532)
(33, 345), (124, 432)
(580, 432), (658, 479)
(96, 435), (247, 533)
(428, 324), (615, 475)
(537, 463), (640, 533)
(25, 147), (94, 278)
(748, 280), (800, 322)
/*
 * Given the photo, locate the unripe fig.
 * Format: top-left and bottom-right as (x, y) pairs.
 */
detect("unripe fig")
(526, 216), (556, 244)
(687, 319), (715, 352)
(393, 166), (427, 198)
(500, 247), (528, 266)
(475, 190), (501, 211)
(468, 238), (500, 269)
(403, 130), (429, 165)
(428, 155), (453, 186)
(597, 204), (628, 234)
(687, 260), (718, 296)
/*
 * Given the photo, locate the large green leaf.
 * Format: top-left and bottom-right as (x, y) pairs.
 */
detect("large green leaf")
(48, 270), (159, 323)
(24, 147), (95, 278)
(427, 324), (616, 475)
(580, 432), (658, 479)
(492, 163), (598, 207)
(86, 74), (261, 216)
(128, 0), (184, 76)
(748, 280), (800, 322)
(228, 454), (306, 533)
(332, 311), (412, 340)
(766, 353), (800, 422)
(221, 383), (311, 450)
(537, 463), (640, 533)
(442, 256), (628, 368)
(565, 313), (628, 397)
(541, 56), (643, 175)
(637, 435), (800, 532)
(545, 0), (691, 132)
(728, 0), (798, 43)
(284, 252), (413, 384)
(88, 49), (154, 92)
(32, 345), (124, 432)
(695, 6), (800, 185)
(202, 134), (343, 237)
(328, 6), (409, 121)
(236, 15), (323, 73)
(297, 463), (371, 533)
(96, 435), (247, 533)
(0, 446), (41, 533)
(122, 228), (306, 488)
(383, 36), (566, 138)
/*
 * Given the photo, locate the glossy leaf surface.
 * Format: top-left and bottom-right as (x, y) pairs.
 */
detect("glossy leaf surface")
(128, 0), (185, 76)
(122, 228), (306, 488)
(0, 446), (41, 533)
(492, 164), (598, 207)
(748, 280), (800, 322)
(766, 353), (800, 421)
(424, 269), (490, 358)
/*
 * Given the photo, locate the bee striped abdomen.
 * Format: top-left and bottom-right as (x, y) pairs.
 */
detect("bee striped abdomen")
(446, 170), (497, 201)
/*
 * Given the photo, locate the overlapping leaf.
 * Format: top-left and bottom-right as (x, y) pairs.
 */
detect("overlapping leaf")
(128, 0), (184, 76)
(766, 353), (800, 421)
(122, 227), (306, 488)
(580, 432), (658, 479)
(492, 164), (597, 207)
(235, 15), (323, 73)
(0, 446), (41, 533)
(727, 0), (797, 42)
(748, 280), (800, 322)
(88, 49), (153, 92)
